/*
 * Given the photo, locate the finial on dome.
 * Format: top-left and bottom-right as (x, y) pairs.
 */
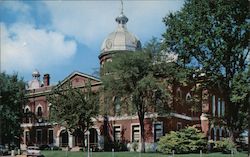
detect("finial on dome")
(116, 0), (128, 26)
(121, 0), (124, 14)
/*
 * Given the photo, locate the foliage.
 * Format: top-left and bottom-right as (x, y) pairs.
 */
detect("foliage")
(162, 0), (250, 140)
(113, 141), (128, 151)
(101, 42), (172, 152)
(131, 142), (139, 151)
(157, 126), (207, 154)
(214, 138), (236, 154)
(0, 72), (26, 145)
(41, 151), (248, 157)
(47, 81), (99, 133)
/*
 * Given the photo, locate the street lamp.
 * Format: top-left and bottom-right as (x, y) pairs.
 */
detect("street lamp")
(86, 130), (90, 157)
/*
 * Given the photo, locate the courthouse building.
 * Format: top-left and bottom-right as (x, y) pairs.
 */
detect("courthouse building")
(20, 7), (228, 151)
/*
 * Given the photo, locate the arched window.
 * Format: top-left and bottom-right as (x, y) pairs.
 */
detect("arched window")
(176, 88), (182, 98)
(25, 108), (30, 113)
(114, 97), (121, 115)
(186, 92), (192, 102)
(37, 106), (42, 116)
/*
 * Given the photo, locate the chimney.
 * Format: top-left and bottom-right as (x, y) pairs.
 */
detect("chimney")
(43, 74), (50, 86)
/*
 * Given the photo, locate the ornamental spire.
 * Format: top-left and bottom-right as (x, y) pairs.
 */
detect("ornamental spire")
(121, 0), (124, 14)
(116, 0), (128, 26)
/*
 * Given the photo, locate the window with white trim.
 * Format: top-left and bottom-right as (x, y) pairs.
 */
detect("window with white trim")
(186, 92), (192, 102)
(114, 97), (121, 115)
(37, 106), (42, 116)
(25, 131), (30, 144)
(218, 98), (221, 117)
(221, 100), (225, 116)
(154, 123), (163, 142)
(212, 95), (216, 116)
(132, 125), (140, 142)
(113, 126), (121, 142)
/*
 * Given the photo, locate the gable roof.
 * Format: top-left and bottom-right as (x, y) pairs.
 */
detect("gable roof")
(59, 71), (101, 87)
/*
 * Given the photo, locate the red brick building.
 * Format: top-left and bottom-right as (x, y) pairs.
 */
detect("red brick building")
(20, 8), (228, 151)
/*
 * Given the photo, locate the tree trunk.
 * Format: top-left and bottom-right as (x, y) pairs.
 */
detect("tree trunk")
(138, 115), (145, 153)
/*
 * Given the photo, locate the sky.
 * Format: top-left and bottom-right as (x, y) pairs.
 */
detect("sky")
(0, 0), (185, 85)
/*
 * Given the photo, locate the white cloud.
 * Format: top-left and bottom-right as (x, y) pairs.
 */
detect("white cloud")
(44, 1), (184, 47)
(1, 1), (30, 14)
(1, 22), (77, 73)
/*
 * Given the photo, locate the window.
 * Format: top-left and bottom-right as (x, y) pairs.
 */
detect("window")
(176, 88), (182, 98)
(154, 123), (163, 142)
(114, 97), (121, 115)
(177, 122), (182, 131)
(37, 106), (42, 116)
(25, 108), (29, 113)
(221, 100), (225, 116)
(212, 95), (216, 116)
(132, 125), (140, 142)
(48, 129), (54, 144)
(36, 130), (42, 144)
(113, 126), (121, 142)
(25, 131), (30, 144)
(186, 92), (192, 102)
(218, 98), (221, 117)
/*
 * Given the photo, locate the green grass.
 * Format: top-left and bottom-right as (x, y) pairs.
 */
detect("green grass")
(41, 150), (248, 157)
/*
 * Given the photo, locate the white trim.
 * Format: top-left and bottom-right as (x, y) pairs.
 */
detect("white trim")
(21, 122), (55, 127)
(200, 113), (208, 120)
(35, 104), (43, 113)
(93, 112), (199, 122)
(131, 123), (140, 143)
(212, 95), (216, 116)
(153, 121), (163, 142)
(24, 106), (31, 112)
(170, 113), (200, 121)
(218, 98), (221, 117)
(113, 124), (122, 142)
(186, 92), (192, 101)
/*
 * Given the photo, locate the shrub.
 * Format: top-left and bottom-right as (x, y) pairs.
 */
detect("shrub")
(157, 126), (207, 154)
(214, 138), (236, 154)
(131, 142), (138, 151)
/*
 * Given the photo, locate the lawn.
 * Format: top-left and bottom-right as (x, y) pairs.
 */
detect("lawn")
(41, 150), (249, 157)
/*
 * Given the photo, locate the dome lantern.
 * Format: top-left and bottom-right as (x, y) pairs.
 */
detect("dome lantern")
(99, 0), (141, 57)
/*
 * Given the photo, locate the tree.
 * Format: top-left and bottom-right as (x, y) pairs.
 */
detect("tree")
(47, 81), (99, 146)
(0, 72), (26, 146)
(162, 0), (249, 150)
(101, 48), (171, 152)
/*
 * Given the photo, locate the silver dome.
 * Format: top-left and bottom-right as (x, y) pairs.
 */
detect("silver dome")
(100, 13), (141, 54)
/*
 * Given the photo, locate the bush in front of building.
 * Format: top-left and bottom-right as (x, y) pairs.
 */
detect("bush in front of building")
(157, 126), (207, 154)
(213, 138), (236, 154)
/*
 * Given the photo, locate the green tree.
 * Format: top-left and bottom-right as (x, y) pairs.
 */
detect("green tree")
(101, 48), (171, 152)
(162, 0), (249, 149)
(158, 126), (207, 154)
(47, 81), (99, 146)
(0, 72), (26, 146)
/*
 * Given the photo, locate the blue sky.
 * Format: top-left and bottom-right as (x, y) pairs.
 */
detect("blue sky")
(0, 0), (184, 85)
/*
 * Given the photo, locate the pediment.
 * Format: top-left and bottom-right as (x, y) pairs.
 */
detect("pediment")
(58, 71), (101, 88)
